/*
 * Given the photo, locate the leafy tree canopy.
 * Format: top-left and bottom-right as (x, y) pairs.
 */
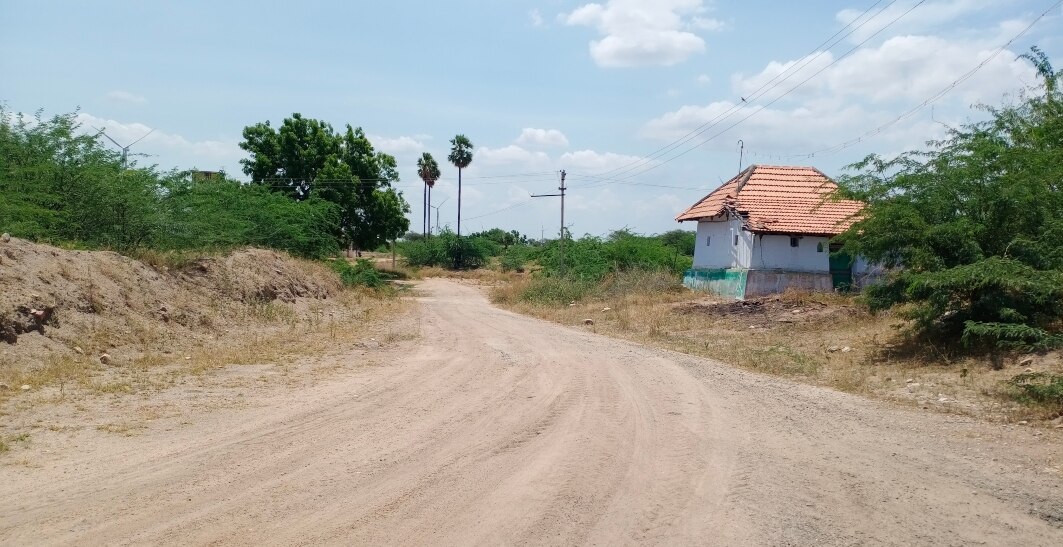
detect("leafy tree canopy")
(239, 114), (410, 250)
(417, 152), (441, 187)
(447, 134), (473, 170)
(836, 47), (1063, 351)
(0, 108), (341, 258)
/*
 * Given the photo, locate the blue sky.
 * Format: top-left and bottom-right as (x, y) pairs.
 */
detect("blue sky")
(3, 1), (1060, 237)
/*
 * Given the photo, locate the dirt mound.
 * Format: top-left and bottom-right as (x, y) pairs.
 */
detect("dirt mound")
(673, 294), (860, 327)
(0, 237), (343, 379)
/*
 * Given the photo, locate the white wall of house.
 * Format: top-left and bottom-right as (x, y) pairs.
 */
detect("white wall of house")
(852, 255), (885, 288)
(693, 215), (753, 269)
(749, 234), (830, 272)
(852, 255), (877, 276)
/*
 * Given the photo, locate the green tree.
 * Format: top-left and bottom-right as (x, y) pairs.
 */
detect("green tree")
(658, 229), (696, 257)
(417, 152), (441, 236)
(0, 108), (166, 250)
(836, 48), (1063, 352)
(159, 173), (340, 258)
(239, 114), (410, 253)
(448, 134), (473, 236)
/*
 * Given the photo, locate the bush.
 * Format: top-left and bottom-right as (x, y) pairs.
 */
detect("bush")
(0, 108), (346, 259)
(159, 178), (341, 259)
(1008, 372), (1063, 412)
(537, 230), (691, 281)
(837, 48), (1063, 351)
(329, 259), (385, 288)
(401, 229), (491, 270)
(500, 245), (535, 272)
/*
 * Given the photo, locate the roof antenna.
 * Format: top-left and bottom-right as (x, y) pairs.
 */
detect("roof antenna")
(737, 139), (745, 173)
(92, 125), (154, 168)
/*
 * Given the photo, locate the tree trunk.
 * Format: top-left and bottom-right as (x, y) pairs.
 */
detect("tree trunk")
(457, 168), (462, 237)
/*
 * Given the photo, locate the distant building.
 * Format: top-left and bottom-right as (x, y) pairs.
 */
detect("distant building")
(675, 165), (876, 299)
(190, 170), (225, 182)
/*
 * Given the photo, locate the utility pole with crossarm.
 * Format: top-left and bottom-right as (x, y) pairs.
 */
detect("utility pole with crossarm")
(531, 170), (567, 276)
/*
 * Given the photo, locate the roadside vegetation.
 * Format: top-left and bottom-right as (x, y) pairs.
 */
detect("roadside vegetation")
(0, 108), (413, 286)
(836, 47), (1063, 356)
(481, 50), (1063, 421)
(0, 109), (418, 439)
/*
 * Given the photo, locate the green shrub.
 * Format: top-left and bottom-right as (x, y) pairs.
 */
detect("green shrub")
(500, 245), (534, 272)
(401, 229), (490, 270)
(837, 48), (1063, 351)
(159, 178), (341, 259)
(1008, 372), (1063, 410)
(329, 259), (384, 288)
(537, 229), (690, 281)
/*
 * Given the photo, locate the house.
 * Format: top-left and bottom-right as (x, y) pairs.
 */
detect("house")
(675, 165), (874, 299)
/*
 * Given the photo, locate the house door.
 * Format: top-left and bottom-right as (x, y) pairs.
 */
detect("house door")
(829, 243), (853, 291)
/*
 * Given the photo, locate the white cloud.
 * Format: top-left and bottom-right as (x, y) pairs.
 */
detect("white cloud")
(690, 16), (724, 31)
(369, 135), (426, 156)
(696, 74), (711, 85)
(515, 127), (570, 147)
(559, 149), (645, 173)
(633, 17), (1042, 162)
(475, 145), (553, 168)
(836, 0), (994, 43)
(105, 90), (147, 104)
(529, 9), (544, 27)
(642, 99), (903, 153)
(75, 113), (241, 172)
(731, 35), (1037, 105)
(562, 0), (716, 67)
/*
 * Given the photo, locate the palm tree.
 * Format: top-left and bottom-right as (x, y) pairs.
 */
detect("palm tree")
(448, 135), (473, 236)
(417, 152), (441, 237)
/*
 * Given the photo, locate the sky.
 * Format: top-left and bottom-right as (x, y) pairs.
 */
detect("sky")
(2, 0), (1061, 238)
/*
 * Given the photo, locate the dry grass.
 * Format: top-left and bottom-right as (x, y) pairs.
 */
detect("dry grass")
(416, 266), (520, 284)
(1, 282), (409, 409)
(492, 280), (1063, 423)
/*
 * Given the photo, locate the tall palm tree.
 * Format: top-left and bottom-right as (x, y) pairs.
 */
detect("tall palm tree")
(417, 152), (441, 237)
(448, 135), (473, 236)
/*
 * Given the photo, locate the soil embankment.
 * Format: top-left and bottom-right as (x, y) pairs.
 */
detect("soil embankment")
(0, 237), (397, 406)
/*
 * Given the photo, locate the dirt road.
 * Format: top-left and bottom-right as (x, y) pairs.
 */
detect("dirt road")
(3, 279), (1062, 545)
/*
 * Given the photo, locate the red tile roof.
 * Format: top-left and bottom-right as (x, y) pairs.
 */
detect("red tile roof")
(675, 165), (864, 236)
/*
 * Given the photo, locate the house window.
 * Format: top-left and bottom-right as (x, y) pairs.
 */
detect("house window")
(733, 234), (739, 246)
(705, 235), (711, 246)
(816, 242), (824, 252)
(790, 237), (799, 248)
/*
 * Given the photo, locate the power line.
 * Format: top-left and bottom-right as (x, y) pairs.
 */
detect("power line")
(591, 0), (899, 179)
(752, 0), (1063, 160)
(464, 198), (536, 221)
(600, 0), (928, 183)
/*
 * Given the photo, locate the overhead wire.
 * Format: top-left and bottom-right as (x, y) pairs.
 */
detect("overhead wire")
(598, 0), (928, 183)
(590, 0), (898, 179)
(750, 0), (1063, 160)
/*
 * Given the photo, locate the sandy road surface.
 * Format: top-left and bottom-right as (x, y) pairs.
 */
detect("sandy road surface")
(3, 279), (1063, 545)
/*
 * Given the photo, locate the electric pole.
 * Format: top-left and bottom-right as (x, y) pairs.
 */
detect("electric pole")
(532, 170), (567, 276)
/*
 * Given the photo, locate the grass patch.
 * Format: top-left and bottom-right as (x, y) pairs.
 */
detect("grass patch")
(0, 432), (31, 454)
(1007, 372), (1063, 413)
